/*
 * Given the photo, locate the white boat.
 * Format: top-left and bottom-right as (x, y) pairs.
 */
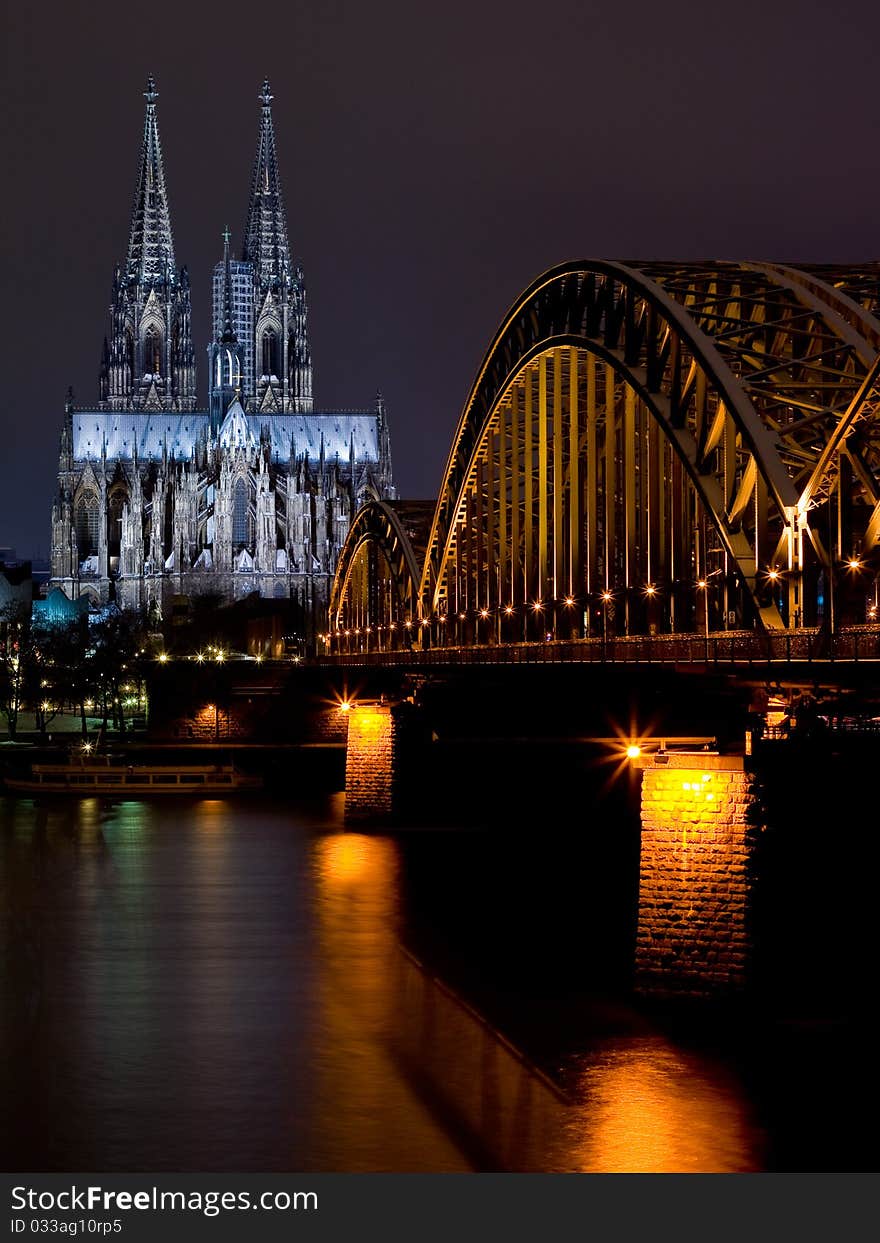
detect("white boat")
(4, 760), (262, 795)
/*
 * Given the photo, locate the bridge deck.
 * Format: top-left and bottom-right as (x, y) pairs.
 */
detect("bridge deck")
(319, 628), (880, 668)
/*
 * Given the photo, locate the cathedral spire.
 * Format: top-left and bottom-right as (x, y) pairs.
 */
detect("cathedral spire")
(220, 227), (237, 343)
(242, 78), (291, 288)
(209, 227), (244, 429)
(126, 76), (176, 286)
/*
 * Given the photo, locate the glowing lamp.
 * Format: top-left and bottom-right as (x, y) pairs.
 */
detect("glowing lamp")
(626, 745), (641, 760)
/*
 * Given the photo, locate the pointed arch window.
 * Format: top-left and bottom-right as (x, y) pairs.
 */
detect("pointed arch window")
(260, 330), (279, 379)
(233, 478), (249, 548)
(224, 348), (239, 388)
(75, 493), (100, 556)
(143, 327), (163, 376)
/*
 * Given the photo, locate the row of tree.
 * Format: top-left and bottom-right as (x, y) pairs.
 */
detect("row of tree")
(0, 602), (149, 740)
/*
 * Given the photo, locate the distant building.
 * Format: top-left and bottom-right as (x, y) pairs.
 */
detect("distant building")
(0, 558), (32, 614)
(32, 587), (89, 629)
(50, 78), (393, 640)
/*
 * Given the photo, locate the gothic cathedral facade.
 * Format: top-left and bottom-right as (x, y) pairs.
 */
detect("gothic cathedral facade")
(50, 79), (393, 635)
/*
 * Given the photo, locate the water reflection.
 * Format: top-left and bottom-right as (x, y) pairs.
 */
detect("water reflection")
(308, 833), (469, 1170)
(0, 794), (801, 1172)
(567, 1039), (761, 1172)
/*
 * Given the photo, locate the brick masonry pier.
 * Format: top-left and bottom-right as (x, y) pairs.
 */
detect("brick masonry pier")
(343, 702), (398, 823)
(636, 752), (760, 997)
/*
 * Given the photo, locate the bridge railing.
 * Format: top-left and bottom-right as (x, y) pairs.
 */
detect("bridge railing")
(319, 627), (880, 667)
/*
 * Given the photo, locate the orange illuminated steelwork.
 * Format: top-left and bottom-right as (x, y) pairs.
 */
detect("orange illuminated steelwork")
(329, 260), (880, 649)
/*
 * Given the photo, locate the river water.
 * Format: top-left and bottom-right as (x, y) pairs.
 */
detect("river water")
(0, 790), (875, 1172)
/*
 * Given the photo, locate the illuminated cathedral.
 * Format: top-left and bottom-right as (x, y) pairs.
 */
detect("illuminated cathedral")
(50, 78), (393, 631)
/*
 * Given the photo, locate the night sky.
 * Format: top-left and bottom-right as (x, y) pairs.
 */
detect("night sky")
(2, 0), (878, 559)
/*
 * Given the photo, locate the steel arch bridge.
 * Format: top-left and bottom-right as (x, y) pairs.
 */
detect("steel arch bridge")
(328, 260), (880, 653)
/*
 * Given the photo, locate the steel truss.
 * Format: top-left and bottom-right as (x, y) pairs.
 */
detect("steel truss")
(331, 261), (880, 646)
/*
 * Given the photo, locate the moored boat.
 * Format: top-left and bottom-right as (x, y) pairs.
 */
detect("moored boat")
(4, 760), (262, 795)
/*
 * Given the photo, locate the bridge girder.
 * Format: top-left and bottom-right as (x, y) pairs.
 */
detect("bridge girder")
(418, 260), (880, 633)
(329, 500), (428, 639)
(330, 260), (880, 645)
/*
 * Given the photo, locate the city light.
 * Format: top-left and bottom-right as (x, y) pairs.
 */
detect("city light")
(339, 700), (351, 713)
(847, 557), (862, 571)
(504, 605), (514, 616)
(215, 650), (225, 662)
(564, 596), (574, 607)
(601, 591), (612, 602)
(158, 652), (169, 663)
(767, 568), (780, 581)
(626, 745), (641, 760)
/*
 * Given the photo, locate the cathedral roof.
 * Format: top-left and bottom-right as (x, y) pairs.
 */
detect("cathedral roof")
(218, 397), (254, 449)
(70, 410), (381, 466)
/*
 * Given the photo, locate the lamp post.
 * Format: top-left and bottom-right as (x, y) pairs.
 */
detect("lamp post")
(697, 579), (709, 659)
(601, 590), (612, 656)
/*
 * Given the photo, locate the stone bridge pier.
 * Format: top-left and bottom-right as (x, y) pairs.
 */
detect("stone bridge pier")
(342, 698), (426, 825)
(342, 713), (765, 994)
(635, 752), (760, 997)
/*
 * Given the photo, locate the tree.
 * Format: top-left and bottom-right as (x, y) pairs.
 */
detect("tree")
(34, 618), (93, 738)
(0, 602), (30, 739)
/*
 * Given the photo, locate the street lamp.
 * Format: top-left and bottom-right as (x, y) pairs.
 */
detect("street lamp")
(697, 579), (709, 656)
(601, 590), (612, 650)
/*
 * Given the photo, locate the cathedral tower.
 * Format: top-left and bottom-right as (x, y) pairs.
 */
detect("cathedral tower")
(52, 76), (392, 644)
(99, 77), (196, 412)
(208, 229), (245, 430)
(239, 79), (312, 414)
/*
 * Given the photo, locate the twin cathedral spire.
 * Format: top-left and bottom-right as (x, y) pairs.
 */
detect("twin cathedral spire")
(99, 76), (312, 418)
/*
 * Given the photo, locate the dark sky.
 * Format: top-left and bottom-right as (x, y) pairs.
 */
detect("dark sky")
(2, 0), (878, 558)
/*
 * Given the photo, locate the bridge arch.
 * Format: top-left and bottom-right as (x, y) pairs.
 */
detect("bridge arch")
(418, 260), (880, 638)
(329, 500), (434, 648)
